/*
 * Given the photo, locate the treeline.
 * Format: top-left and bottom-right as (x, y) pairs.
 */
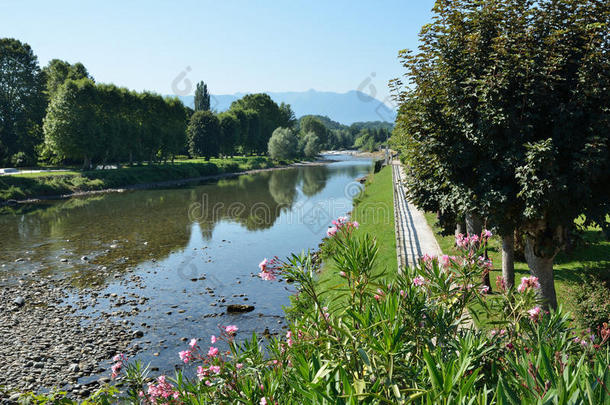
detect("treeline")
(1, 37), (393, 169)
(44, 79), (188, 167)
(297, 115), (393, 152)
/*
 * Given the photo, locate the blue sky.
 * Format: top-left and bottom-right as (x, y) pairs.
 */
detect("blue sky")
(1, 0), (435, 103)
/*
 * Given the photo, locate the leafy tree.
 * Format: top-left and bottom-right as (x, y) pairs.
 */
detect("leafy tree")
(194, 81), (210, 112)
(243, 109), (261, 155)
(43, 59), (92, 99)
(300, 116), (328, 149)
(43, 79), (99, 168)
(0, 38), (46, 166)
(230, 94), (284, 154)
(278, 102), (297, 129)
(218, 111), (240, 157)
(268, 127), (298, 160)
(187, 110), (220, 160)
(302, 132), (321, 158)
(391, 0), (610, 308)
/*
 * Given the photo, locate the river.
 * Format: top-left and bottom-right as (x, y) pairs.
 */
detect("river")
(0, 154), (372, 385)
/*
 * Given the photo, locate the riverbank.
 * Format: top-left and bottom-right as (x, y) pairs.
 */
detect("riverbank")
(0, 277), (138, 398)
(0, 156), (332, 206)
(317, 164), (397, 303)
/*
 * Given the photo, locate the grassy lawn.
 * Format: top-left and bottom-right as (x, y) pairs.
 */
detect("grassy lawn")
(423, 212), (610, 325)
(317, 165), (397, 303)
(0, 156), (275, 202)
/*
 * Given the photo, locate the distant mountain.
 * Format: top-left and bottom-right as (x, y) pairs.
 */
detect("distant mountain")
(174, 89), (396, 125)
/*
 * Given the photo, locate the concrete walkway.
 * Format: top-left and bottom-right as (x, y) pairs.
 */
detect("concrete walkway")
(391, 162), (442, 272)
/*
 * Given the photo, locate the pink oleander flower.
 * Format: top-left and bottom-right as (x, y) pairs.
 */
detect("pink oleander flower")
(374, 294), (381, 301)
(286, 331), (293, 347)
(147, 375), (178, 400)
(352, 221), (359, 228)
(440, 254), (450, 268)
(259, 258), (268, 271)
(208, 346), (219, 357)
(260, 398), (267, 405)
(339, 271), (346, 277)
(259, 270), (276, 281)
(469, 234), (479, 244)
(113, 353), (127, 362)
(236, 363), (244, 369)
(209, 365), (221, 374)
(421, 253), (433, 263)
(455, 233), (468, 248)
(225, 325), (238, 334)
(413, 276), (426, 287)
(483, 229), (492, 239)
(179, 349), (192, 364)
(210, 335), (217, 344)
(518, 276), (540, 293)
(189, 338), (197, 348)
(111, 362), (122, 379)
(196, 366), (207, 380)
(400, 289), (406, 297)
(496, 275), (506, 292)
(528, 306), (542, 321)
(480, 285), (490, 294)
(326, 226), (338, 237)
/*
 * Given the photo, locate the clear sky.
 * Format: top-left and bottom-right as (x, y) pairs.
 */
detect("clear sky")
(1, 0), (435, 103)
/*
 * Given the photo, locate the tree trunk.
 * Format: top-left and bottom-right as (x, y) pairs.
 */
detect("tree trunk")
(129, 151), (133, 166)
(465, 212), (491, 290)
(523, 235), (558, 309)
(83, 156), (91, 170)
(455, 221), (466, 238)
(465, 213), (483, 235)
(501, 233), (515, 289)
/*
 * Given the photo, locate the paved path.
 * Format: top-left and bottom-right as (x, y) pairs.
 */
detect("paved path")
(391, 162), (442, 272)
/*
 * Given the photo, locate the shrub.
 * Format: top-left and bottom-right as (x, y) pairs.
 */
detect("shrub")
(571, 274), (610, 333)
(267, 127), (298, 160)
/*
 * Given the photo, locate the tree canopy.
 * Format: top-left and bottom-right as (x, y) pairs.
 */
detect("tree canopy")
(391, 0), (610, 308)
(0, 38), (46, 166)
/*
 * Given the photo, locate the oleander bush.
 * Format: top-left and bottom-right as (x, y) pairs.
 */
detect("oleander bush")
(16, 223), (610, 404)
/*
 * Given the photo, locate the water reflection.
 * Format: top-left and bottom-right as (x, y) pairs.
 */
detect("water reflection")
(0, 160), (370, 289)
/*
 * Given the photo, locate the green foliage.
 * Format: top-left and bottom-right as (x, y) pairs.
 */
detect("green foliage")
(42, 80), (187, 168)
(218, 111), (240, 157)
(194, 81), (210, 112)
(230, 93), (289, 154)
(302, 132), (321, 158)
(300, 116), (329, 148)
(0, 38), (46, 166)
(267, 127), (299, 160)
(570, 274), (610, 333)
(42, 59), (92, 99)
(187, 110), (221, 160)
(391, 0), (610, 307)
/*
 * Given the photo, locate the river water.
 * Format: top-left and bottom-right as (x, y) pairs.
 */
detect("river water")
(0, 154), (372, 378)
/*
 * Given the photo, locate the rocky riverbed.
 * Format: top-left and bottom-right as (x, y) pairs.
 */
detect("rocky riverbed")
(0, 277), (139, 400)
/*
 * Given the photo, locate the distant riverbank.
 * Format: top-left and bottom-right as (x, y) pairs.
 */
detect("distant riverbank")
(0, 156), (336, 206)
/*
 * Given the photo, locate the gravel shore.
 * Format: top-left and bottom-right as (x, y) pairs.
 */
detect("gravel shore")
(0, 277), (139, 400)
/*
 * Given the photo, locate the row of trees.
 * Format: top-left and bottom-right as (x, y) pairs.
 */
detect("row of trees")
(391, 0), (610, 308)
(44, 80), (187, 167)
(187, 93), (297, 159)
